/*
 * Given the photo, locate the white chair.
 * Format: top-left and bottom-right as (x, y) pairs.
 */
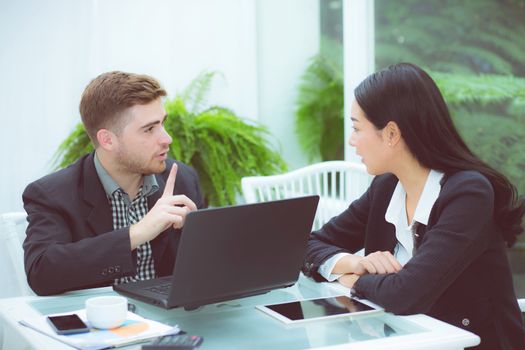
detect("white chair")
(0, 212), (34, 297)
(241, 161), (373, 231)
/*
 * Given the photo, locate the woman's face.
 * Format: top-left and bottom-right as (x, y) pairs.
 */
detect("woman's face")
(348, 99), (392, 175)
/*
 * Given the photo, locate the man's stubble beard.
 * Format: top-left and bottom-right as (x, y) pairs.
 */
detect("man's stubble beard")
(115, 147), (166, 176)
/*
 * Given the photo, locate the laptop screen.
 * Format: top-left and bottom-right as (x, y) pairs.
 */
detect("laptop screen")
(114, 195), (319, 309)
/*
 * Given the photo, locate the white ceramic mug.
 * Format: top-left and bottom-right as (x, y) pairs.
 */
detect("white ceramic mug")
(85, 296), (128, 329)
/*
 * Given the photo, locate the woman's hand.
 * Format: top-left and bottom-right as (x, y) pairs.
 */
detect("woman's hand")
(356, 251), (402, 275)
(338, 273), (360, 288)
(333, 251), (402, 275)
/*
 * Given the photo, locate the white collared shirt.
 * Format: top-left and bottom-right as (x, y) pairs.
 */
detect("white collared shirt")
(318, 170), (444, 281)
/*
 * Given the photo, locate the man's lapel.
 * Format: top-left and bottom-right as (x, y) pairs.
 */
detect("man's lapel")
(82, 153), (114, 236)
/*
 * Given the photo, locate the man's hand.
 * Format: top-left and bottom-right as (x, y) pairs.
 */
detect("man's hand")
(129, 163), (197, 250)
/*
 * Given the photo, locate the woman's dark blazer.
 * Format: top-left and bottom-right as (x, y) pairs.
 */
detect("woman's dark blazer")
(303, 170), (525, 349)
(22, 152), (204, 296)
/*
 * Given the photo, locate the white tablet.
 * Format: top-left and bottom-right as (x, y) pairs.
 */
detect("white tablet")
(256, 295), (384, 324)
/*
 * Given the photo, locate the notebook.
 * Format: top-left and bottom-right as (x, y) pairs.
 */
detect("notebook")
(114, 195), (319, 309)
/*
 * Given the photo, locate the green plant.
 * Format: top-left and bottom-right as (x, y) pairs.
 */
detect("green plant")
(430, 70), (525, 194)
(295, 53), (344, 162)
(295, 0), (525, 198)
(53, 72), (286, 207)
(374, 0), (525, 197)
(375, 0), (525, 76)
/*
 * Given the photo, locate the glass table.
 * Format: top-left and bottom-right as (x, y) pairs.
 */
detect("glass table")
(0, 275), (480, 349)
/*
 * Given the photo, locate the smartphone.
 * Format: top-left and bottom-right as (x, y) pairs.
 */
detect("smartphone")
(46, 314), (90, 335)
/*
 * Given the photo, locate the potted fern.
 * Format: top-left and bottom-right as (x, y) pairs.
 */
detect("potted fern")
(53, 72), (286, 207)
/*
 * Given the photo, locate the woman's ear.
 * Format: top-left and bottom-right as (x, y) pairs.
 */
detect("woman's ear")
(384, 121), (401, 147)
(96, 129), (116, 151)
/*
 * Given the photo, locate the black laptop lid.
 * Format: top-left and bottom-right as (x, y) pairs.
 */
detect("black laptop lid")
(169, 195), (319, 308)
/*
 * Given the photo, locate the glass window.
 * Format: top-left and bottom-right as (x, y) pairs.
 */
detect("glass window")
(375, 0), (525, 298)
(296, 0), (344, 162)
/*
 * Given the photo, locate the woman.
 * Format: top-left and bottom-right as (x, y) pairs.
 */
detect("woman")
(303, 63), (525, 349)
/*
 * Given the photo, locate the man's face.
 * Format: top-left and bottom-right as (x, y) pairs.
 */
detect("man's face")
(112, 98), (172, 175)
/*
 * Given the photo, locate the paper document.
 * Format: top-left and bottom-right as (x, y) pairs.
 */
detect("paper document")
(19, 309), (179, 350)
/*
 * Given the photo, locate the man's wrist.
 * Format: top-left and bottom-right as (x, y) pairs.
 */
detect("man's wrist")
(129, 223), (145, 250)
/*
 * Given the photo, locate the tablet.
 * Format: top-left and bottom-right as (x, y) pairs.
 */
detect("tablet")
(256, 295), (383, 324)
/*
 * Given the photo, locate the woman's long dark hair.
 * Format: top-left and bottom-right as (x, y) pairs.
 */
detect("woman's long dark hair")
(354, 62), (524, 247)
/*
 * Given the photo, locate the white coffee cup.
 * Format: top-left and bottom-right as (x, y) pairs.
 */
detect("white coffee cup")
(85, 296), (128, 329)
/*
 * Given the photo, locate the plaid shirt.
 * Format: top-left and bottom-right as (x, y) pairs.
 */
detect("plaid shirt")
(111, 186), (157, 284)
(93, 154), (159, 285)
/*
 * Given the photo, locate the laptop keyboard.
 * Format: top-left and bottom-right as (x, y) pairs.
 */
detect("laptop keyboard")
(145, 282), (172, 295)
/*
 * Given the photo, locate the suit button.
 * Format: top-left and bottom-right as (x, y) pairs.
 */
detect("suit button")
(108, 267), (115, 274)
(101, 268), (108, 276)
(462, 318), (470, 326)
(115, 266), (121, 273)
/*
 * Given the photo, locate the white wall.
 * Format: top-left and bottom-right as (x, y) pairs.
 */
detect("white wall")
(0, 0), (93, 213)
(256, 0), (318, 169)
(88, 0), (260, 120)
(0, 0), (319, 213)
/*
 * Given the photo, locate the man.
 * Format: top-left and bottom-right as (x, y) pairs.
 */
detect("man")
(23, 71), (203, 295)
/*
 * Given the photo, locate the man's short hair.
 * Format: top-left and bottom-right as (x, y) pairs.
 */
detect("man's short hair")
(79, 71), (167, 147)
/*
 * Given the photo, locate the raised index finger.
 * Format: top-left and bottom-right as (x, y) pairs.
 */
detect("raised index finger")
(162, 163), (178, 197)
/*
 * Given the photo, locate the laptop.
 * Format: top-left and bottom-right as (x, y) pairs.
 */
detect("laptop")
(114, 195), (319, 309)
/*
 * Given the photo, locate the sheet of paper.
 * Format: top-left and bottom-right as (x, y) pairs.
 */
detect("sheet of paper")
(20, 309), (179, 350)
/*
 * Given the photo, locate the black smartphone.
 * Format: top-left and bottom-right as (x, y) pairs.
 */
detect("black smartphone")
(46, 314), (90, 335)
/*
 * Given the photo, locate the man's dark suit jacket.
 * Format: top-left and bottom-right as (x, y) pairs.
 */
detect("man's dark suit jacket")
(303, 170), (525, 350)
(22, 152), (204, 296)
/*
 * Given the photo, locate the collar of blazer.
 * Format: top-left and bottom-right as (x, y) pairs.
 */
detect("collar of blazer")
(82, 152), (114, 237)
(364, 174), (399, 256)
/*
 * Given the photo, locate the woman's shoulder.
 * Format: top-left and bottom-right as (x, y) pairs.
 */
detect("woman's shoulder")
(443, 170), (492, 187)
(440, 170), (494, 201)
